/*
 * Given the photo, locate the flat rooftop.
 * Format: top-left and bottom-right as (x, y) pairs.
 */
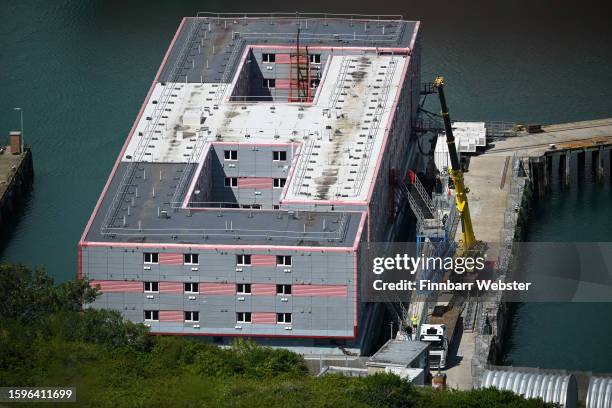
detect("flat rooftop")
(158, 13), (418, 84)
(85, 161), (363, 246)
(367, 339), (429, 367)
(83, 14), (419, 247)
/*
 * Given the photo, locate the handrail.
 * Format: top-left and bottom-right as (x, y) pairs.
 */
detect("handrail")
(101, 19), (202, 233)
(352, 55), (397, 196)
(291, 139), (315, 195)
(413, 173), (434, 212)
(101, 213), (350, 242)
(327, 57), (351, 109)
(195, 12), (404, 21)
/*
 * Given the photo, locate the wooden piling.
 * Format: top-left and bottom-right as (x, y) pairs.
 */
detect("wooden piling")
(596, 146), (604, 182)
(577, 150), (586, 173)
(565, 153), (571, 186)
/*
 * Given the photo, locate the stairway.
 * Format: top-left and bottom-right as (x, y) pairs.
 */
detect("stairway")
(289, 52), (311, 102)
(408, 184), (435, 220)
(400, 173), (437, 229)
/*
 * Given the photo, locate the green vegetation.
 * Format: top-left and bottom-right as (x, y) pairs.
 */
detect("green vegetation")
(0, 264), (552, 407)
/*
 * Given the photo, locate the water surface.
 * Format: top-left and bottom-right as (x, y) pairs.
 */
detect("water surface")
(1, 0), (611, 371)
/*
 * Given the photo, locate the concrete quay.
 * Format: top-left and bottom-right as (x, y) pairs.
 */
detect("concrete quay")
(0, 147), (34, 234)
(444, 118), (612, 390)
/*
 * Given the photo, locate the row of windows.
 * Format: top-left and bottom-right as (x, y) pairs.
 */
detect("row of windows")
(262, 78), (320, 89)
(223, 150), (288, 161)
(143, 253), (293, 266)
(143, 282), (292, 295)
(236, 254), (291, 266)
(143, 310), (292, 324)
(144, 310), (200, 322)
(236, 312), (292, 324)
(143, 253), (198, 264)
(262, 53), (321, 64)
(223, 178), (286, 188)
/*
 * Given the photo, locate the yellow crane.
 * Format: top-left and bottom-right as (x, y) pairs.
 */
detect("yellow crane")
(433, 76), (476, 250)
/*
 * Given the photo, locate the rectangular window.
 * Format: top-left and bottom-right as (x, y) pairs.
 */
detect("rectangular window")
(184, 311), (200, 322)
(144, 310), (159, 321)
(236, 312), (251, 323)
(224, 177), (238, 187)
(263, 78), (276, 88)
(262, 53), (275, 63)
(184, 253), (199, 265)
(273, 178), (286, 189)
(144, 281), (159, 293)
(276, 284), (292, 295)
(236, 254), (251, 266)
(224, 150), (237, 160)
(276, 255), (292, 266)
(273, 205), (280, 210)
(184, 282), (199, 293)
(236, 283), (251, 295)
(277, 313), (292, 324)
(143, 252), (159, 264)
(310, 79), (320, 88)
(310, 54), (321, 64)
(272, 151), (287, 161)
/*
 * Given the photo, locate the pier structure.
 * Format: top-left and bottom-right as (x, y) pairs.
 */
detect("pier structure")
(483, 118), (612, 196)
(0, 131), (34, 234)
(440, 118), (612, 390)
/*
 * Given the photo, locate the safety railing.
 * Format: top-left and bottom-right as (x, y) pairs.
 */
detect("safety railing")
(327, 57), (352, 110)
(195, 12), (404, 21)
(351, 56), (397, 196)
(192, 13), (406, 46)
(101, 19), (202, 233)
(102, 212), (351, 243)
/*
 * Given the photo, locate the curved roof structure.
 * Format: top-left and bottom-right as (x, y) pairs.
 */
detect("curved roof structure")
(479, 369), (578, 408)
(587, 377), (612, 408)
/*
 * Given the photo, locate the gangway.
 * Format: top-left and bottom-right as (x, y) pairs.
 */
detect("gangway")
(396, 171), (459, 335)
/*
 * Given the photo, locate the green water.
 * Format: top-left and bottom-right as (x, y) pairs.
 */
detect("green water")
(502, 178), (612, 373)
(1, 0), (612, 371)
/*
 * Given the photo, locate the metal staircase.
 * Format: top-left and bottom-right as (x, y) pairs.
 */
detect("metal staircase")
(399, 174), (437, 233)
(289, 29), (311, 103)
(398, 172), (460, 255)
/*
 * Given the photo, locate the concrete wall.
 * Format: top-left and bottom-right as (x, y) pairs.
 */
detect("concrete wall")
(367, 45), (420, 243)
(188, 143), (295, 209)
(230, 48), (330, 102)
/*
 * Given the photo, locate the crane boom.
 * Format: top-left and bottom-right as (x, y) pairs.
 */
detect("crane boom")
(433, 76), (476, 249)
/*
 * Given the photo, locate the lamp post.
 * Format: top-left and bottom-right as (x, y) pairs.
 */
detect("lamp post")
(13, 107), (24, 151)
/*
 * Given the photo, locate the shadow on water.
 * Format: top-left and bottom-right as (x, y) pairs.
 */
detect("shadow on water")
(0, 187), (34, 260)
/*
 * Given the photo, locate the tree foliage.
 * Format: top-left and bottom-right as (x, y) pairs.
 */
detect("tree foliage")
(0, 264), (552, 407)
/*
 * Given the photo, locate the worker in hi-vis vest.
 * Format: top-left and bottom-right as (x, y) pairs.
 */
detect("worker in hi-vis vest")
(411, 314), (418, 330)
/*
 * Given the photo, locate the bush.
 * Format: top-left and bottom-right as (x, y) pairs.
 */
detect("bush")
(0, 264), (553, 407)
(352, 373), (415, 407)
